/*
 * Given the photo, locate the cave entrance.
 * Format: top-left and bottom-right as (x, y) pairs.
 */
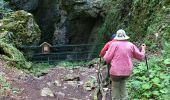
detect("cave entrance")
(32, 0), (103, 46)
(67, 16), (101, 44)
(0, 47), (5, 55)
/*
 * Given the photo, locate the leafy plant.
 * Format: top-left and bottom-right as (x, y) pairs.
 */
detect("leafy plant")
(128, 56), (169, 99)
(28, 63), (52, 77)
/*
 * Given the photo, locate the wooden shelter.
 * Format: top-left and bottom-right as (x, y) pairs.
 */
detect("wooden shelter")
(40, 42), (52, 54)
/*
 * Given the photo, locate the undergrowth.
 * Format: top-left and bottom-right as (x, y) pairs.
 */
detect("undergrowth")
(27, 63), (52, 77)
(128, 56), (169, 99)
(28, 61), (88, 77)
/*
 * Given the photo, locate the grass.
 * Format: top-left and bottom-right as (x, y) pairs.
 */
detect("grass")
(27, 60), (89, 77)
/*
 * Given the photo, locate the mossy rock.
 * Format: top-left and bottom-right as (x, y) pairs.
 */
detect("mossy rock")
(0, 10), (41, 47)
(0, 39), (32, 69)
(61, 74), (80, 81)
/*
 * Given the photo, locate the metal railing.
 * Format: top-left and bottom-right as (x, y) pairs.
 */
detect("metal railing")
(21, 43), (104, 63)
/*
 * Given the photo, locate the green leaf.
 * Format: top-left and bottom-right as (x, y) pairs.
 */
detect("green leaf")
(143, 92), (151, 97)
(138, 63), (145, 70)
(152, 77), (160, 84)
(142, 83), (152, 90)
(160, 88), (168, 93)
(153, 91), (160, 96)
(160, 73), (167, 79)
(164, 59), (170, 65)
(131, 81), (142, 89)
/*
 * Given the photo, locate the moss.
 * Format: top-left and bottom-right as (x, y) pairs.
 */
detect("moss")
(0, 39), (32, 69)
(0, 10), (41, 47)
(98, 0), (170, 47)
(98, 0), (132, 43)
(0, 10), (41, 69)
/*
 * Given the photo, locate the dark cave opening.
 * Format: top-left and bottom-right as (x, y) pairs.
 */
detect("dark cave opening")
(33, 0), (60, 45)
(67, 16), (100, 44)
(0, 47), (5, 55)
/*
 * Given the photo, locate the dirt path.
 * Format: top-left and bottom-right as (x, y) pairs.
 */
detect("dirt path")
(0, 61), (110, 100)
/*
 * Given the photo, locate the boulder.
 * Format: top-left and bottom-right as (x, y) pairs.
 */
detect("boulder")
(0, 10), (40, 68)
(83, 77), (97, 91)
(57, 0), (103, 44)
(0, 10), (41, 47)
(61, 74), (80, 81)
(0, 40), (32, 69)
(41, 87), (55, 97)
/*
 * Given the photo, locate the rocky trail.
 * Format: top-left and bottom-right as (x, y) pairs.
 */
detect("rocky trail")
(0, 61), (110, 100)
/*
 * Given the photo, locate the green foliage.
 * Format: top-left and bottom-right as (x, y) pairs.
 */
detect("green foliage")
(0, 10), (41, 70)
(28, 63), (52, 77)
(98, 0), (131, 42)
(0, 10), (41, 47)
(162, 40), (170, 68)
(0, 40), (32, 69)
(98, 0), (170, 48)
(28, 59), (100, 77)
(128, 56), (169, 99)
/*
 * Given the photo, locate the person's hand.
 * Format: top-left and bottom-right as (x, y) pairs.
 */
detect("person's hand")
(141, 44), (146, 50)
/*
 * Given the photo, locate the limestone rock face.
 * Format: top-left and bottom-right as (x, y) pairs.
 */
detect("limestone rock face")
(52, 0), (103, 44)
(34, 0), (60, 44)
(0, 10), (40, 69)
(9, 0), (104, 44)
(0, 10), (41, 47)
(10, 0), (39, 11)
(62, 0), (102, 18)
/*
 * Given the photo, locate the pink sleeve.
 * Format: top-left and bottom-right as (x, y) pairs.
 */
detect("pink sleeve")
(99, 42), (110, 57)
(133, 45), (145, 60)
(103, 43), (117, 63)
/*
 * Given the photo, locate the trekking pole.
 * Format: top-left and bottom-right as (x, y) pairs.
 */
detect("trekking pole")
(145, 55), (149, 70)
(139, 46), (148, 70)
(143, 44), (149, 70)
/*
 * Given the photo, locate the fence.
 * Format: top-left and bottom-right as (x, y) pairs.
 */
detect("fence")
(20, 43), (104, 63)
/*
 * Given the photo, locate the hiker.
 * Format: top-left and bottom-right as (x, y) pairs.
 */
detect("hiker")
(99, 34), (116, 84)
(99, 34), (116, 57)
(104, 29), (146, 100)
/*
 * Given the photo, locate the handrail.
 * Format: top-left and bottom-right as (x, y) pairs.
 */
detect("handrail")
(34, 51), (98, 56)
(20, 43), (104, 48)
(21, 43), (104, 63)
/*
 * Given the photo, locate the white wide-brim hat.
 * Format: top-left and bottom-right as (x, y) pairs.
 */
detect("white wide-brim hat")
(114, 29), (130, 40)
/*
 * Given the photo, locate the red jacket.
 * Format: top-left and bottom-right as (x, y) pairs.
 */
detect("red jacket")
(99, 40), (116, 57)
(104, 41), (145, 76)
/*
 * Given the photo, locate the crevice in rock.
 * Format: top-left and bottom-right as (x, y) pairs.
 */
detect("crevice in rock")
(0, 47), (5, 55)
(33, 0), (60, 44)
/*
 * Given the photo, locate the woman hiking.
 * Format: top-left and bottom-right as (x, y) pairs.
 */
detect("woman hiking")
(104, 29), (146, 100)
(99, 34), (116, 84)
(99, 34), (116, 57)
